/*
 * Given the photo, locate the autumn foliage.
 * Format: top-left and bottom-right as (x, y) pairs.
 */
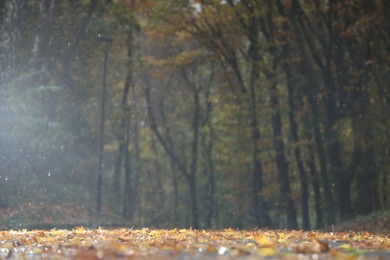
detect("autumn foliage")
(0, 228), (388, 259)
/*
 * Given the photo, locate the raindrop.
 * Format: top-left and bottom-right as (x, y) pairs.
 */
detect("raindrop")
(218, 247), (227, 255)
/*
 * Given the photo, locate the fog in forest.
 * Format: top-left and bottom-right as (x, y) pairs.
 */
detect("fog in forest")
(0, 0), (389, 230)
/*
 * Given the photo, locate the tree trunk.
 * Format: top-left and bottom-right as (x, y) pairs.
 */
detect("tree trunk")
(114, 9), (134, 190)
(96, 39), (111, 214)
(0, 0), (22, 207)
(268, 81), (298, 229)
(122, 106), (133, 219)
(170, 160), (179, 226)
(323, 4), (353, 220)
(351, 86), (379, 215)
(307, 158), (324, 229)
(143, 73), (200, 229)
(246, 6), (273, 228)
(289, 17), (334, 224)
(201, 120), (216, 228)
(304, 71), (335, 225)
(186, 70), (201, 229)
(290, 0), (336, 225)
(187, 173), (199, 229)
(151, 135), (165, 209)
(301, 98), (324, 228)
(284, 65), (310, 230)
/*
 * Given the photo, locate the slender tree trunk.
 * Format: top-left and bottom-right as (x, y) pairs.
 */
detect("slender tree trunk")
(143, 73), (200, 229)
(115, 10), (135, 196)
(186, 71), (201, 229)
(170, 160), (179, 226)
(0, 0), (22, 208)
(304, 70), (335, 225)
(346, 5), (380, 215)
(187, 173), (199, 228)
(302, 98), (324, 228)
(122, 111), (132, 218)
(245, 8), (273, 228)
(203, 128), (217, 228)
(131, 97), (141, 217)
(96, 39), (111, 214)
(351, 85), (380, 215)
(288, 18), (335, 225)
(151, 135), (165, 208)
(120, 9), (137, 218)
(290, 0), (335, 225)
(323, 3), (353, 220)
(248, 77), (273, 228)
(268, 80), (298, 229)
(307, 158), (324, 228)
(284, 65), (310, 230)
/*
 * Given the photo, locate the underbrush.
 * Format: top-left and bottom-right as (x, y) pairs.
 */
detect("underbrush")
(328, 210), (390, 234)
(0, 201), (129, 230)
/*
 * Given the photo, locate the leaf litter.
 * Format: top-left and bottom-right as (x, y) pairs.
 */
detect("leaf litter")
(0, 228), (388, 259)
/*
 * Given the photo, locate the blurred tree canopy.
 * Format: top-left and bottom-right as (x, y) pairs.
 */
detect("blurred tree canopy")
(0, 0), (389, 229)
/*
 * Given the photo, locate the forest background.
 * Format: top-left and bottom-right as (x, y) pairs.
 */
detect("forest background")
(0, 0), (389, 231)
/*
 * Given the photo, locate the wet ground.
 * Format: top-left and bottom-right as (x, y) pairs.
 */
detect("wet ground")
(0, 228), (389, 259)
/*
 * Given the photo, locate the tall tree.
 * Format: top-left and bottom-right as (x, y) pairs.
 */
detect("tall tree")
(0, 0), (23, 208)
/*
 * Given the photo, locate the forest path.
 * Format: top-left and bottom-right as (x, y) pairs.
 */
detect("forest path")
(0, 227), (388, 259)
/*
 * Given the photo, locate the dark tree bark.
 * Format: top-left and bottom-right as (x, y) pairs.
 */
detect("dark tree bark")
(122, 110), (133, 218)
(289, 2), (336, 224)
(199, 64), (217, 229)
(96, 38), (111, 214)
(267, 80), (298, 229)
(151, 127), (166, 208)
(284, 65), (310, 230)
(307, 158), (324, 229)
(350, 78), (379, 215)
(114, 39), (133, 194)
(110, 3), (140, 220)
(345, 1), (380, 216)
(0, 0), (22, 208)
(300, 63), (335, 225)
(253, 0), (298, 229)
(321, 0), (353, 220)
(169, 159), (179, 226)
(238, 0), (274, 228)
(182, 69), (202, 229)
(276, 0), (310, 229)
(143, 71), (200, 229)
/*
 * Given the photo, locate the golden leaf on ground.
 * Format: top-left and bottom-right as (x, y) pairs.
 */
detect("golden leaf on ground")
(206, 244), (218, 253)
(255, 234), (274, 247)
(295, 240), (330, 254)
(0, 228), (387, 259)
(257, 247), (277, 256)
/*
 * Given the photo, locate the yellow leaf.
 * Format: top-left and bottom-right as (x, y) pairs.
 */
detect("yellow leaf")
(206, 244), (218, 253)
(337, 243), (352, 249)
(330, 248), (357, 260)
(257, 247), (276, 256)
(255, 234), (274, 247)
(245, 242), (256, 248)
